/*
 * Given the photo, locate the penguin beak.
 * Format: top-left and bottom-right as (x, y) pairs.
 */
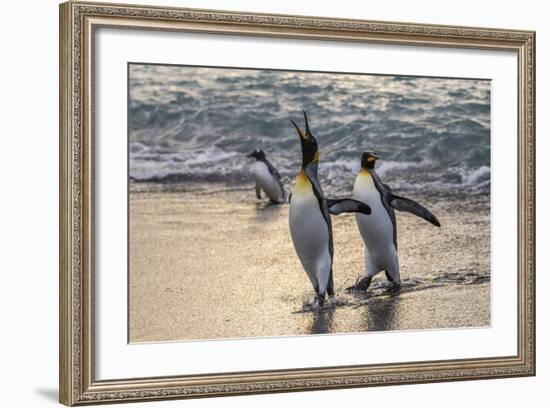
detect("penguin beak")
(303, 110), (312, 138)
(290, 119), (307, 140)
(246, 151), (255, 158)
(370, 154), (379, 161)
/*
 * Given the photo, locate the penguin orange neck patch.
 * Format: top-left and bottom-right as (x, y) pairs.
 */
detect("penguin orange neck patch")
(294, 170), (312, 194)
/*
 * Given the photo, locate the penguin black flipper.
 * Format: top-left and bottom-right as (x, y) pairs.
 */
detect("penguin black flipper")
(326, 198), (372, 216)
(265, 159), (281, 179)
(389, 194), (441, 227)
(368, 169), (398, 249)
(305, 166), (332, 229)
(305, 166), (335, 300)
(264, 159), (286, 200)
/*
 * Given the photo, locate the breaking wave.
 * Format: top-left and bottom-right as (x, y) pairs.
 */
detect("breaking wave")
(129, 64), (491, 195)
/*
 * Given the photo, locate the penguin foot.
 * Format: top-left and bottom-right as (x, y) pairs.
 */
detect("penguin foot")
(325, 295), (337, 308)
(346, 276), (373, 292)
(387, 282), (401, 293)
(267, 197), (286, 205)
(315, 293), (326, 308)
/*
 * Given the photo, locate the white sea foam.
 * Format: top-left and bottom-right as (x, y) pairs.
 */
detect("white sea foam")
(460, 165), (491, 185)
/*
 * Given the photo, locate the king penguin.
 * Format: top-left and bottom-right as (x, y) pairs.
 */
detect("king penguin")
(349, 152), (441, 291)
(288, 112), (372, 306)
(247, 148), (286, 204)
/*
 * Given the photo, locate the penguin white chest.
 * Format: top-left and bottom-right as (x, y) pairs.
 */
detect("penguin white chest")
(352, 171), (396, 263)
(253, 161), (283, 202)
(289, 173), (331, 294)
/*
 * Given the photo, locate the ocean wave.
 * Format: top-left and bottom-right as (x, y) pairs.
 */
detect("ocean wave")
(129, 64), (491, 195)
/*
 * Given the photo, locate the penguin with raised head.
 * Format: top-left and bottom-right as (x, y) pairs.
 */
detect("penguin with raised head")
(247, 148), (286, 204)
(289, 112), (372, 306)
(349, 152), (441, 291)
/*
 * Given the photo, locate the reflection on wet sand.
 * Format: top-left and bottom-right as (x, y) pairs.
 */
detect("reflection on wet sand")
(360, 291), (402, 332)
(308, 307), (335, 335)
(252, 201), (286, 223)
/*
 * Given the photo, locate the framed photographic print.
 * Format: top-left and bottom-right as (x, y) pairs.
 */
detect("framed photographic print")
(59, 1), (536, 405)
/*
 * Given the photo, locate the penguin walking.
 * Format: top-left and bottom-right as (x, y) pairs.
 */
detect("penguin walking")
(247, 148), (286, 204)
(289, 112), (372, 306)
(349, 152), (441, 291)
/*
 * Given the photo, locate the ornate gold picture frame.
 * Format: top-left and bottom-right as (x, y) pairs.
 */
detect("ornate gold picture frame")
(59, 1), (535, 405)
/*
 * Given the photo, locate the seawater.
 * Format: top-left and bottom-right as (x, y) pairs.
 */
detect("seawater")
(129, 64), (490, 196)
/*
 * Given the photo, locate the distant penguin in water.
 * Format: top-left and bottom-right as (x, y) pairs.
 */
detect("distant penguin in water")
(289, 111), (372, 306)
(349, 152), (441, 291)
(247, 148), (286, 204)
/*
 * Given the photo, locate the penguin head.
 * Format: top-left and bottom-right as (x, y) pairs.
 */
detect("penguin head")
(291, 110), (319, 169)
(361, 152), (379, 170)
(246, 148), (266, 161)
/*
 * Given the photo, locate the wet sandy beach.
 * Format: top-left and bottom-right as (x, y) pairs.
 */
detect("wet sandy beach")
(129, 183), (490, 342)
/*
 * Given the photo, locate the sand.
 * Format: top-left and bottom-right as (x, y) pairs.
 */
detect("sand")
(128, 183), (490, 342)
